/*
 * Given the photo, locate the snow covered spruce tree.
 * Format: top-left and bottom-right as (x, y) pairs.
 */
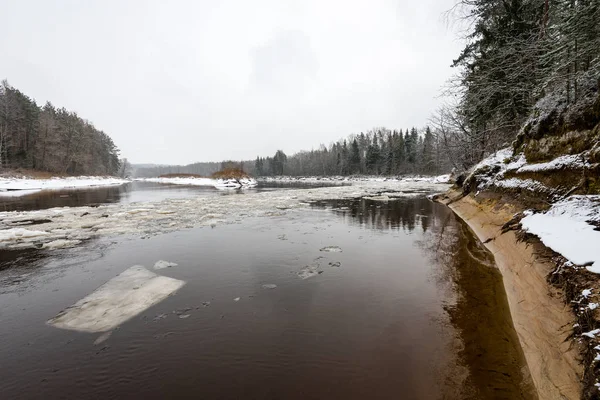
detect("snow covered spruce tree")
(435, 0), (599, 170)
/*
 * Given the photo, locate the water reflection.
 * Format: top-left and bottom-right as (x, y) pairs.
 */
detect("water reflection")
(0, 192), (537, 399)
(419, 216), (537, 399)
(314, 197), (537, 399)
(0, 181), (348, 212)
(311, 197), (438, 233)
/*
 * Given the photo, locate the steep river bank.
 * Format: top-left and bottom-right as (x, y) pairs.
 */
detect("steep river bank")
(436, 189), (582, 399)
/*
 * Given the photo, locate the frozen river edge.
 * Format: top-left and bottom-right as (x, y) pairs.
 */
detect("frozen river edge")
(0, 180), (450, 251)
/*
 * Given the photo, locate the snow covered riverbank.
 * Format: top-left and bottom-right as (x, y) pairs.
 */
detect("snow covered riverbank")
(0, 176), (129, 197)
(0, 180), (448, 251)
(521, 196), (600, 274)
(464, 147), (600, 273)
(138, 176), (257, 189)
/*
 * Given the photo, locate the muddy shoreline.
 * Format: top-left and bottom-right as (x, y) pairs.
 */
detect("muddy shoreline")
(436, 189), (582, 399)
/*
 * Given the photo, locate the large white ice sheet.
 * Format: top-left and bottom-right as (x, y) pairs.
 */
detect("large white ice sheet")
(47, 266), (185, 333)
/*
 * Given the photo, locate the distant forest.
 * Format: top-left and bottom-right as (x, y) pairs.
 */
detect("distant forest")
(253, 127), (449, 177)
(133, 162), (224, 178)
(0, 80), (121, 175)
(133, 127), (450, 178)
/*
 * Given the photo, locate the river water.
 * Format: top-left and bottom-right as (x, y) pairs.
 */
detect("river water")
(0, 184), (536, 399)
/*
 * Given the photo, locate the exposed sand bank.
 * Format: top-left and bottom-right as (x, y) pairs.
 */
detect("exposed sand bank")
(437, 189), (582, 400)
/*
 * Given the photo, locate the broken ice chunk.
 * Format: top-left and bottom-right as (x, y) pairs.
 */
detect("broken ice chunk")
(154, 260), (178, 270)
(47, 266), (185, 333)
(319, 246), (342, 253)
(261, 284), (277, 289)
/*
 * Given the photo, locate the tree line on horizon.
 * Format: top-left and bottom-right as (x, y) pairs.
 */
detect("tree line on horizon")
(0, 80), (122, 176)
(252, 127), (450, 177)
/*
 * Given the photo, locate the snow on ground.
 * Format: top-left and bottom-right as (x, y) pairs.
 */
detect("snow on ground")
(468, 147), (596, 192)
(494, 178), (550, 193)
(466, 148), (527, 190)
(0, 180), (449, 251)
(521, 195), (600, 273)
(138, 177), (257, 189)
(0, 176), (129, 197)
(517, 154), (597, 173)
(47, 265), (185, 333)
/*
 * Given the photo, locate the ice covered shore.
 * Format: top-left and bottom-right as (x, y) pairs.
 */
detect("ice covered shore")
(0, 180), (448, 251)
(0, 176), (129, 197)
(138, 176), (257, 189)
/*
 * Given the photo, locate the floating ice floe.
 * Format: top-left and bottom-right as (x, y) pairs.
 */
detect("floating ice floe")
(0, 180), (450, 251)
(261, 283), (277, 289)
(298, 264), (320, 280)
(42, 239), (82, 250)
(47, 266), (185, 333)
(320, 246), (342, 253)
(154, 260), (178, 270)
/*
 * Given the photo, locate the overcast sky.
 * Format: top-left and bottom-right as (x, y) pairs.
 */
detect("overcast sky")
(1, 0), (463, 165)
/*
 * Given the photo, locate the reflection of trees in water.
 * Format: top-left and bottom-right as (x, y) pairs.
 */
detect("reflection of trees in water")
(418, 208), (537, 400)
(312, 197), (443, 233)
(314, 197), (538, 398)
(0, 240), (109, 294)
(0, 184), (133, 212)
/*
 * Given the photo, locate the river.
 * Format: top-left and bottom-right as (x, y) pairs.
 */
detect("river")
(0, 182), (536, 399)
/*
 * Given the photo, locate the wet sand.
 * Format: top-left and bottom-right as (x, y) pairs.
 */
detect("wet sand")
(439, 189), (582, 399)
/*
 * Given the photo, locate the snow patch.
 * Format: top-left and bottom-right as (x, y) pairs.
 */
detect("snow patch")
(521, 196), (600, 273)
(0, 176), (129, 197)
(583, 329), (600, 338)
(517, 153), (595, 173)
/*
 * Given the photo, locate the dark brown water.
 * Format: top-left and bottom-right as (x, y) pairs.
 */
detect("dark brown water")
(0, 195), (535, 399)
